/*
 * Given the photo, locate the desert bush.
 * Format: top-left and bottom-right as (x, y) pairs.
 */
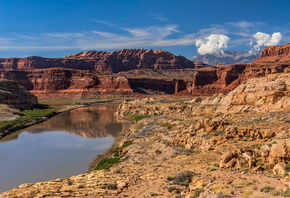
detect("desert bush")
(192, 189), (205, 198)
(260, 186), (275, 193)
(174, 171), (193, 186)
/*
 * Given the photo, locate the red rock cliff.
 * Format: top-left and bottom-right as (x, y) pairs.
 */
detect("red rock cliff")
(254, 43), (290, 63)
(0, 49), (195, 73)
(0, 68), (134, 98)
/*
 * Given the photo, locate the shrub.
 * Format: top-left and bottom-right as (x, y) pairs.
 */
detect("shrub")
(192, 189), (205, 198)
(174, 171), (193, 186)
(167, 186), (177, 192)
(260, 186), (275, 193)
(101, 183), (117, 190)
(94, 142), (132, 170)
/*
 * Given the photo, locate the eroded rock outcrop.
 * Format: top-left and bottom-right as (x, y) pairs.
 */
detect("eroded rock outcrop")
(0, 79), (38, 109)
(215, 73), (290, 113)
(254, 43), (290, 63)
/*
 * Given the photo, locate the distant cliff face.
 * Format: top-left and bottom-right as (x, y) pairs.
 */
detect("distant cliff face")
(254, 43), (290, 63)
(1, 45), (290, 99)
(0, 79), (38, 109)
(0, 49), (195, 73)
(193, 51), (260, 65)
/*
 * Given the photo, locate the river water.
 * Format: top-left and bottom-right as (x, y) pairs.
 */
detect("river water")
(0, 104), (127, 193)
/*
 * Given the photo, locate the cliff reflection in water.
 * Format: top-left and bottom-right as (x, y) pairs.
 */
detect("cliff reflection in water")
(27, 104), (124, 138)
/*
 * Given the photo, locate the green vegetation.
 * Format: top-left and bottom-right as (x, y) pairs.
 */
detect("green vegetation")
(126, 113), (150, 122)
(94, 141), (133, 170)
(0, 105), (57, 130)
(0, 98), (117, 133)
(259, 186), (290, 197)
(162, 123), (177, 129)
(260, 186), (275, 193)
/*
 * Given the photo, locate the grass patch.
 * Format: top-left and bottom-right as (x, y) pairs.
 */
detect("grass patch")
(162, 123), (177, 129)
(126, 113), (150, 122)
(94, 141), (133, 170)
(0, 105), (57, 130)
(94, 158), (120, 170)
(260, 186), (275, 193)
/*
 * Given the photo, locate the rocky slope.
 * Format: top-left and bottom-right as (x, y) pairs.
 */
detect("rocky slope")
(215, 72), (290, 113)
(193, 51), (260, 65)
(0, 49), (195, 73)
(0, 79), (38, 109)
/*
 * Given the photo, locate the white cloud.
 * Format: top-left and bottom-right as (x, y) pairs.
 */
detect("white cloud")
(123, 25), (180, 38)
(150, 14), (168, 22)
(226, 21), (255, 29)
(250, 32), (282, 51)
(92, 19), (115, 27)
(195, 34), (230, 55)
(0, 25), (196, 52)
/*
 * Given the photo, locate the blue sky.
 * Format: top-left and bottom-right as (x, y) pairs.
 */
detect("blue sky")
(0, 0), (289, 58)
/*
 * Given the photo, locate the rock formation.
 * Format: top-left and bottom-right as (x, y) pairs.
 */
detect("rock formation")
(2, 44), (290, 98)
(215, 72), (290, 113)
(254, 43), (290, 63)
(0, 49), (195, 73)
(0, 68), (199, 98)
(0, 79), (38, 109)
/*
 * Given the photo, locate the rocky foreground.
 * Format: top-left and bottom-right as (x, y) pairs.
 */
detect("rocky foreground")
(3, 72), (290, 197)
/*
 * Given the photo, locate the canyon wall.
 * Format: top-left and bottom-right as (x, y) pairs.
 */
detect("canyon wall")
(0, 68), (181, 98)
(1, 44), (290, 98)
(0, 49), (195, 73)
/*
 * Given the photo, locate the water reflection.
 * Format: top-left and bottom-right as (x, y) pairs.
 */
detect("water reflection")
(7, 104), (124, 141)
(0, 103), (129, 193)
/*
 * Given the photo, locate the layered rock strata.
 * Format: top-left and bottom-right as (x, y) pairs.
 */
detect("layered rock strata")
(215, 72), (290, 113)
(0, 49), (195, 73)
(254, 43), (290, 63)
(0, 79), (38, 109)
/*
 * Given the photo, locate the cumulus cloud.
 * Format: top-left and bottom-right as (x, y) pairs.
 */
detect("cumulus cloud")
(195, 34), (230, 55)
(250, 32), (282, 51)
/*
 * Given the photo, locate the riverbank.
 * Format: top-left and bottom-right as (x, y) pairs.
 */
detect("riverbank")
(0, 98), (122, 141)
(3, 97), (290, 197)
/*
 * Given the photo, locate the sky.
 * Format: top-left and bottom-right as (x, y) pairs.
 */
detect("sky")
(0, 0), (289, 58)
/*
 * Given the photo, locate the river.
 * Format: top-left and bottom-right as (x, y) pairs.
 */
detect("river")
(0, 104), (127, 193)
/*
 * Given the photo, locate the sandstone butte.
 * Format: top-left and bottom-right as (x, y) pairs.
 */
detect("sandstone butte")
(4, 44), (290, 197)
